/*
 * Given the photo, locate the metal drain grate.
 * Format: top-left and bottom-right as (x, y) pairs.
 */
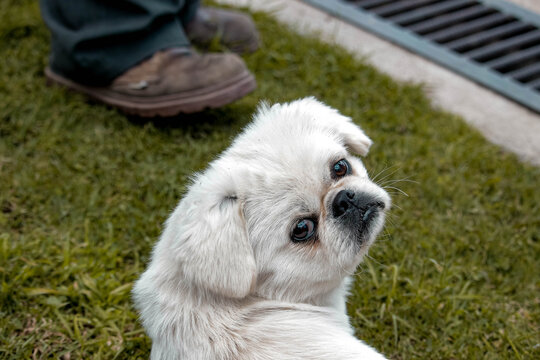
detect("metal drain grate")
(302, 0), (540, 113)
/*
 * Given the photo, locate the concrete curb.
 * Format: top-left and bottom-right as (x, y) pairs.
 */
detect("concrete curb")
(218, 0), (540, 166)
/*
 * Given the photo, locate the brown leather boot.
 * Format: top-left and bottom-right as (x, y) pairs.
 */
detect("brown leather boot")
(185, 7), (260, 54)
(45, 48), (256, 117)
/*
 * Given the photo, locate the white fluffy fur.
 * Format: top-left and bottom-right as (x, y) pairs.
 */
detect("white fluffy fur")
(133, 98), (391, 359)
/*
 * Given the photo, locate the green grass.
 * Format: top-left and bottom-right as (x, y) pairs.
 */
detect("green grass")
(1, 0), (539, 359)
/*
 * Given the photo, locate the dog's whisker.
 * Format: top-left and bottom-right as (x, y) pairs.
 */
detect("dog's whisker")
(367, 163), (389, 181)
(369, 164), (397, 183)
(382, 186), (409, 197)
(384, 191), (407, 199)
(379, 177), (419, 187)
(339, 263), (360, 277)
(383, 215), (400, 225)
(371, 166), (402, 185)
(380, 221), (396, 232)
(364, 253), (385, 268)
(387, 203), (403, 212)
(370, 164), (403, 184)
(384, 190), (404, 196)
(349, 263), (368, 278)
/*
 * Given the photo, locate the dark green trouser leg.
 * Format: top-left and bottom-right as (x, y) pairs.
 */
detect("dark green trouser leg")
(40, 0), (200, 86)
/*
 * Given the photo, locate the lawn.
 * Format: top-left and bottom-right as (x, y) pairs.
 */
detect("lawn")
(1, 0), (539, 359)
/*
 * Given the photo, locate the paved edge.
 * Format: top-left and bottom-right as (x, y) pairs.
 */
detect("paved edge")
(218, 0), (540, 166)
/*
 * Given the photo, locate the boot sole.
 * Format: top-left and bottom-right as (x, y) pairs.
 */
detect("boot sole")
(45, 67), (257, 117)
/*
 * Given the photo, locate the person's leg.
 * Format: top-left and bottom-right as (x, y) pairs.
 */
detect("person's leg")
(40, 0), (258, 117)
(40, 0), (200, 86)
(184, 7), (260, 54)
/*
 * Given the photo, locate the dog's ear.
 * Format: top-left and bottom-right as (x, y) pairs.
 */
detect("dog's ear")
(333, 115), (373, 157)
(169, 169), (256, 299)
(294, 97), (373, 156)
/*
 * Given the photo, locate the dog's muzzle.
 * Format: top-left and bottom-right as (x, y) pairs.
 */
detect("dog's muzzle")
(332, 190), (385, 236)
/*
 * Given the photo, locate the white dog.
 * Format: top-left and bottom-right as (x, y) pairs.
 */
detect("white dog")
(133, 98), (391, 359)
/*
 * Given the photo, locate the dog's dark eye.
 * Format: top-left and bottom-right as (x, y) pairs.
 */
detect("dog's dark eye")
(332, 159), (351, 179)
(291, 219), (316, 242)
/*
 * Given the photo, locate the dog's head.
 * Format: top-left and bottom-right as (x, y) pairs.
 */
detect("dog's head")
(164, 98), (390, 303)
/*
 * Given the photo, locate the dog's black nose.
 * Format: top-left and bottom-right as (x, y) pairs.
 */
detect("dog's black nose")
(332, 190), (385, 219)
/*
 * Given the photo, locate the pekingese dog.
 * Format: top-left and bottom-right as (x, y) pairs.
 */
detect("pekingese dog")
(133, 98), (390, 359)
